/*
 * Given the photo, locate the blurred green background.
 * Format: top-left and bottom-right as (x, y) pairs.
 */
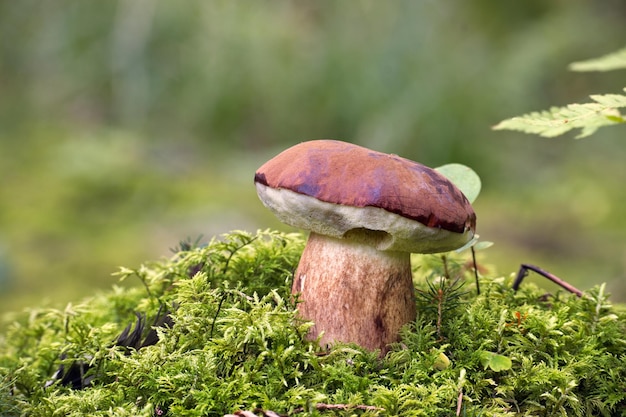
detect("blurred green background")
(1, 1), (626, 314)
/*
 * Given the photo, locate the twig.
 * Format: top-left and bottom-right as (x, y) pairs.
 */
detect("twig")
(512, 264), (582, 297)
(456, 367), (466, 416)
(441, 255), (450, 279)
(224, 403), (385, 417)
(210, 294), (227, 339)
(224, 412), (259, 417)
(471, 246), (480, 295)
(436, 288), (444, 340)
(221, 235), (258, 274)
(303, 403), (384, 413)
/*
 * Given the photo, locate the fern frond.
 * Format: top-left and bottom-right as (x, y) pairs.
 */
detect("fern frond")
(569, 47), (626, 72)
(493, 89), (626, 138)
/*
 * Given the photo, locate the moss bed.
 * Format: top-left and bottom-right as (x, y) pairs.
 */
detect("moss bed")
(1, 230), (625, 416)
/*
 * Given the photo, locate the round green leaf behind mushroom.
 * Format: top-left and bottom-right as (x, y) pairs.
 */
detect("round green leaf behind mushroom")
(254, 140), (476, 353)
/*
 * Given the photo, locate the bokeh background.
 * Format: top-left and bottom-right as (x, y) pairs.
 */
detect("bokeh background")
(1, 1), (626, 314)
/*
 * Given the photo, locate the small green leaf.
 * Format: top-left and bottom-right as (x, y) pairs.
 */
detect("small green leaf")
(454, 235), (493, 253)
(435, 163), (481, 203)
(454, 236), (478, 253)
(473, 241), (494, 250)
(479, 351), (512, 372)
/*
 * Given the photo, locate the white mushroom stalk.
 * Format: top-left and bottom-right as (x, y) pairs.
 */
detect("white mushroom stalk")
(254, 140), (476, 354)
(294, 231), (415, 352)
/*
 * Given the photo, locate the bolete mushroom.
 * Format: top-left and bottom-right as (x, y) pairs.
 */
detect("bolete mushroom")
(254, 140), (476, 353)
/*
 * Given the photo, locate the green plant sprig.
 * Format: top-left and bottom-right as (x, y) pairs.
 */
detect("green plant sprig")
(494, 46), (626, 139)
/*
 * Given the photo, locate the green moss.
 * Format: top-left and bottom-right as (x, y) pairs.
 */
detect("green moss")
(1, 230), (625, 416)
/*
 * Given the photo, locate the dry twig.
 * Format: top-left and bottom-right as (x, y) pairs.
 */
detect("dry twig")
(224, 402), (385, 417)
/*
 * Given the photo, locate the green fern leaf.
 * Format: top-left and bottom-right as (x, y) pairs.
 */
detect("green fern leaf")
(569, 47), (626, 72)
(493, 89), (626, 138)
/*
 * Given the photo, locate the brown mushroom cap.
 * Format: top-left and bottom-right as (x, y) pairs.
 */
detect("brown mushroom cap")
(255, 140), (476, 253)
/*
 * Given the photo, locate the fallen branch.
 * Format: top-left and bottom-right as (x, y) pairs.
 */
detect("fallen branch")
(224, 402), (385, 417)
(296, 403), (384, 413)
(513, 264), (583, 297)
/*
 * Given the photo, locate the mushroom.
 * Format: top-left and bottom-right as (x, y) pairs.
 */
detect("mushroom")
(254, 140), (476, 353)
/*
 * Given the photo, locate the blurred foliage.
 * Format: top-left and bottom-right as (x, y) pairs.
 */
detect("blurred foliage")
(570, 46), (626, 72)
(1, 0), (626, 313)
(494, 48), (626, 138)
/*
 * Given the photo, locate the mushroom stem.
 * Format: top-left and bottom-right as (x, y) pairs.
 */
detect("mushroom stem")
(293, 232), (417, 353)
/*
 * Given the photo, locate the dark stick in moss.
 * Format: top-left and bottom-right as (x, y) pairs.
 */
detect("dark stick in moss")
(45, 308), (174, 389)
(224, 403), (385, 417)
(513, 264), (583, 297)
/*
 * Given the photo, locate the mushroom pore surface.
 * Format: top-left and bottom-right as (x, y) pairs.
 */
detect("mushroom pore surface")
(255, 182), (472, 253)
